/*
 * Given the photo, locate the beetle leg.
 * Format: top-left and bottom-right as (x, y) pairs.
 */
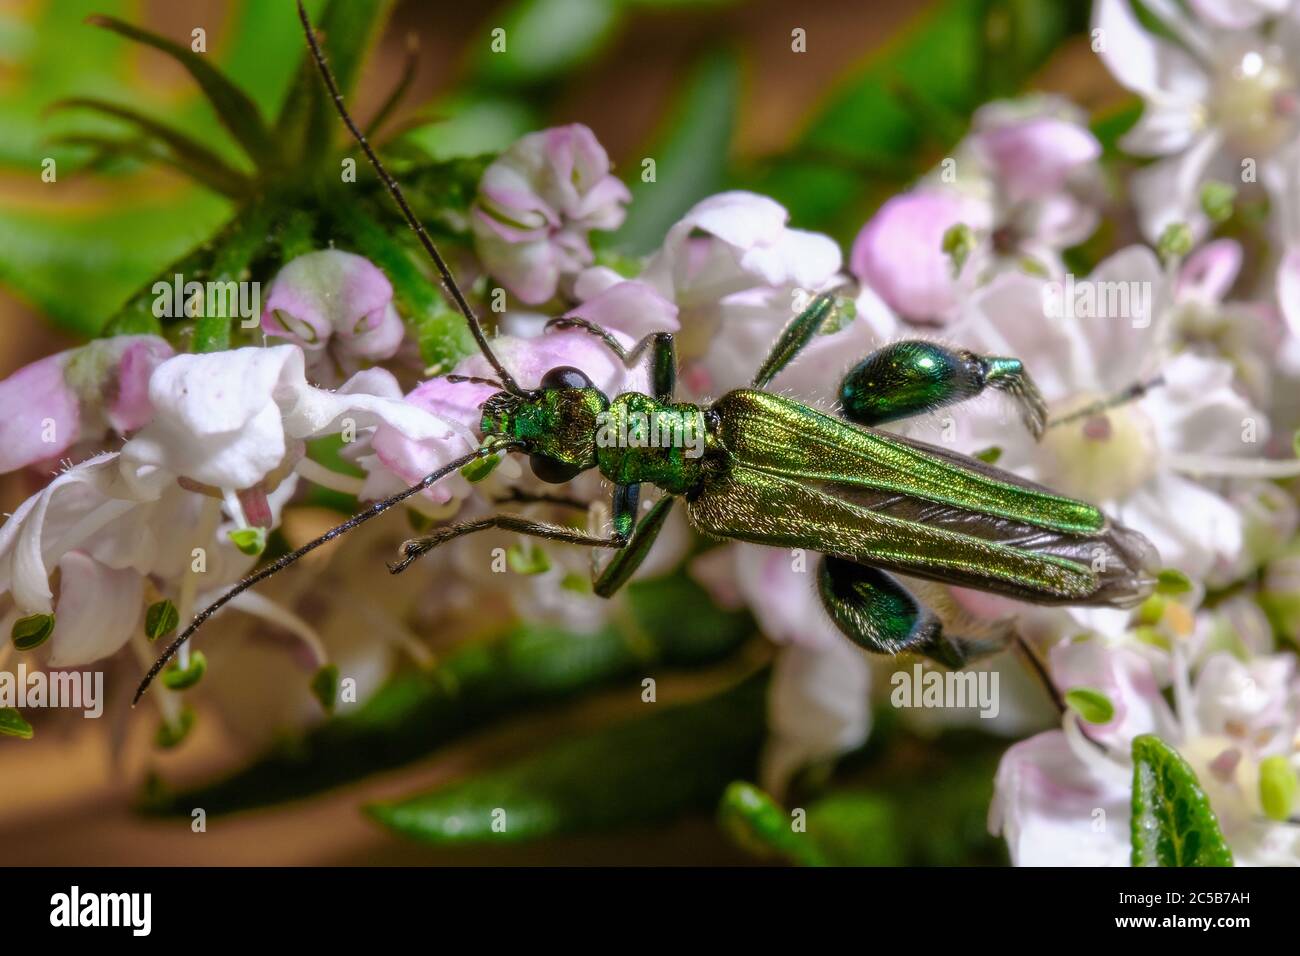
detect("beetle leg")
(389, 513), (628, 574)
(839, 341), (1048, 439)
(593, 492), (676, 598)
(817, 556), (1008, 667)
(545, 317), (677, 401)
(751, 293), (838, 389)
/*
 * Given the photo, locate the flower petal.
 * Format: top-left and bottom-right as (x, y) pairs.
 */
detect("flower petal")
(0, 352), (79, 473)
(989, 729), (1131, 866)
(45, 551), (142, 667)
(849, 189), (970, 322)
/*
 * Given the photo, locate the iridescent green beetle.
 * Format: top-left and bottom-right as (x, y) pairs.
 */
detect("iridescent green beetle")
(136, 1), (1158, 701)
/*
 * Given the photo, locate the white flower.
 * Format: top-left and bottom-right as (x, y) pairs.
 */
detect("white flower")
(119, 345), (453, 495)
(762, 639), (873, 796)
(631, 191), (844, 397)
(471, 124), (631, 305)
(990, 639), (1300, 866)
(849, 96), (1103, 324)
(0, 344), (455, 668)
(261, 250), (406, 384)
(1093, 0), (1300, 240)
(945, 245), (1274, 582)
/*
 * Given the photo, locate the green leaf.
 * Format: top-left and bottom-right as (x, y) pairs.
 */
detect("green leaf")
(1130, 734), (1233, 867)
(1155, 568), (1193, 596)
(0, 192), (230, 336)
(1200, 180), (1236, 225)
(718, 782), (827, 866)
(0, 708), (34, 740)
(162, 651), (207, 691)
(87, 15), (280, 169)
(156, 706), (196, 750)
(228, 527), (267, 557)
(461, 453), (502, 483)
(400, 95), (538, 161)
(942, 222), (975, 274)
(1258, 755), (1297, 822)
(145, 600), (180, 643)
(277, 0), (394, 165)
(193, 200), (277, 352)
(1064, 687), (1115, 725)
(311, 664), (340, 715)
(506, 542), (551, 575)
(143, 571), (752, 816)
(11, 613), (55, 651)
(1157, 222), (1193, 263)
(50, 97), (253, 196)
(472, 0), (620, 86)
(608, 51), (740, 255)
(367, 673), (766, 843)
(974, 446), (1002, 465)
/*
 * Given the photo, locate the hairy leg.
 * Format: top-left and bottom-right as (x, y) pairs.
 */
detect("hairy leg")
(390, 513), (628, 574)
(752, 293), (838, 389)
(839, 341), (1048, 439)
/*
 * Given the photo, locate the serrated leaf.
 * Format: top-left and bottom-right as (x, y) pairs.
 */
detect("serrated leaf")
(0, 708), (34, 740)
(367, 673), (766, 843)
(1130, 734), (1233, 867)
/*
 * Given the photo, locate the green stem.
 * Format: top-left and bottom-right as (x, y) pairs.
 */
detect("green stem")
(193, 201), (276, 353)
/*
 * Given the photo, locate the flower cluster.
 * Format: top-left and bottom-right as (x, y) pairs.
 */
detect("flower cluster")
(5, 4), (1300, 864)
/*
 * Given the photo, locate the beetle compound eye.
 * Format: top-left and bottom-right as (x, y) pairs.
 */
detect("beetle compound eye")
(529, 454), (583, 485)
(540, 366), (593, 390)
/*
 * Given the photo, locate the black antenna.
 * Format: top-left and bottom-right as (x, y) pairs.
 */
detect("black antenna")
(133, 444), (512, 704)
(295, 0), (525, 396)
(446, 374), (506, 389)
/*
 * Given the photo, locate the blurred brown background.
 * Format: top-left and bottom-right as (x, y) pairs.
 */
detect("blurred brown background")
(0, 0), (1119, 865)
